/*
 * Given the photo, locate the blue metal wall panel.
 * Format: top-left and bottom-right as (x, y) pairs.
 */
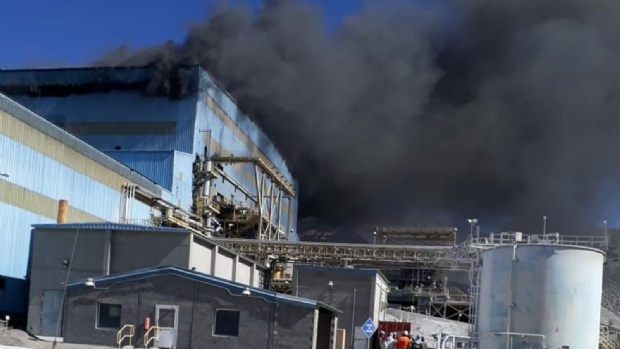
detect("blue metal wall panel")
(7, 91), (197, 153)
(0, 203), (53, 279)
(104, 151), (175, 190)
(1, 133), (157, 280)
(0, 276), (28, 314)
(195, 97), (298, 234)
(199, 70), (294, 183)
(171, 151), (194, 211)
(2, 135), (157, 222)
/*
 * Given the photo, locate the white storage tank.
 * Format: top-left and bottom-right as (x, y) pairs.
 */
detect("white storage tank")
(477, 244), (604, 349)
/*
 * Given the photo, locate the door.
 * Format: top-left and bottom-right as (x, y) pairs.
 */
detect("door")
(155, 305), (179, 349)
(40, 290), (64, 337)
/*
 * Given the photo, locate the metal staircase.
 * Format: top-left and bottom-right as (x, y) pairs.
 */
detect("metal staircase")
(600, 325), (620, 349)
(116, 324), (135, 349)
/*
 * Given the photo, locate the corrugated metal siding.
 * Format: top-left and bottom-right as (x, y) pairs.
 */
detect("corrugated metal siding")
(105, 151), (175, 190)
(171, 151), (194, 211)
(0, 203), (53, 278)
(194, 78), (300, 235)
(6, 91), (197, 153)
(0, 94), (162, 195)
(2, 135), (153, 221)
(198, 70), (294, 183)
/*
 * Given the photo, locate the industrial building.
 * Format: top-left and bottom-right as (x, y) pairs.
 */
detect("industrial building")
(292, 265), (389, 349)
(62, 265), (340, 349)
(214, 231), (611, 348)
(0, 66), (299, 241)
(27, 223), (266, 337)
(0, 92), (166, 316)
(0, 65), (300, 320)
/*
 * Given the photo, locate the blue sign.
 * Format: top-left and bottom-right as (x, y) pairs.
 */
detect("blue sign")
(361, 318), (377, 339)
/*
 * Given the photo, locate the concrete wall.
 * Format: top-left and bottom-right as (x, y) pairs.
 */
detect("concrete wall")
(63, 274), (323, 349)
(28, 226), (265, 335)
(27, 228), (191, 335)
(294, 267), (378, 349)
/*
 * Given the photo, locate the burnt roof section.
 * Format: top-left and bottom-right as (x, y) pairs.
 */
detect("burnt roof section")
(0, 65), (200, 99)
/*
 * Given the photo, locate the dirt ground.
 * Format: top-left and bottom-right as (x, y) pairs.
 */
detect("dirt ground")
(0, 329), (112, 349)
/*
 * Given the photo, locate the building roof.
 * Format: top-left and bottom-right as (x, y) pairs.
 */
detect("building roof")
(67, 265), (340, 313)
(294, 264), (390, 284)
(0, 92), (163, 195)
(0, 66), (199, 95)
(31, 222), (189, 234)
(31, 223), (266, 268)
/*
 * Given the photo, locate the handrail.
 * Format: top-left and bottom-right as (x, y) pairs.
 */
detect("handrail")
(116, 324), (135, 349)
(470, 232), (608, 250)
(144, 326), (161, 349)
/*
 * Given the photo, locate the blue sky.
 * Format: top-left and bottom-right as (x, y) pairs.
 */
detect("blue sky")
(0, 0), (361, 69)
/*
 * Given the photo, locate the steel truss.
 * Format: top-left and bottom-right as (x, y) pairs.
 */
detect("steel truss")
(211, 238), (480, 269)
(210, 154), (295, 241)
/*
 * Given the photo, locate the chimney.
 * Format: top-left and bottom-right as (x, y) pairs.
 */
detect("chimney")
(57, 199), (68, 224)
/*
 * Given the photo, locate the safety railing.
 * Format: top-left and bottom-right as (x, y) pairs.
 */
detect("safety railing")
(116, 324), (135, 349)
(144, 326), (160, 349)
(470, 232), (608, 250)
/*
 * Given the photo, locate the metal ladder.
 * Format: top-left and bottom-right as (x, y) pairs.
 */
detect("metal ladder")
(468, 263), (482, 335)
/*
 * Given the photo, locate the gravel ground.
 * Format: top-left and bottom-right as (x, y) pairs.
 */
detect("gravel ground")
(0, 330), (112, 349)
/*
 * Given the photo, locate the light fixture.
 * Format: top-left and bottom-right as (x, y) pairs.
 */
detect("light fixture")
(5, 315), (9, 321)
(328, 281), (334, 290)
(85, 278), (95, 288)
(241, 287), (251, 296)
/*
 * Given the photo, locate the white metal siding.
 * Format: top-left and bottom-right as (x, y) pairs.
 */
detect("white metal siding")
(253, 268), (262, 288)
(189, 241), (212, 274)
(214, 253), (234, 281)
(235, 262), (252, 285)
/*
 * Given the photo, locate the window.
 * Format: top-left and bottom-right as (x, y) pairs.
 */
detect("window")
(0, 277), (6, 291)
(214, 310), (240, 337)
(97, 303), (121, 329)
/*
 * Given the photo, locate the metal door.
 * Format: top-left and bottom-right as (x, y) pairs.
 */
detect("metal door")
(40, 290), (64, 337)
(155, 305), (179, 349)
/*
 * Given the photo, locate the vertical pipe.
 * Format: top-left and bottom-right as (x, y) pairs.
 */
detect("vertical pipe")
(351, 288), (357, 349)
(57, 199), (68, 223)
(276, 191), (282, 241)
(254, 165), (263, 240)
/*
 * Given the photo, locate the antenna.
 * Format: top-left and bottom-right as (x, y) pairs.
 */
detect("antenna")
(543, 216), (547, 237)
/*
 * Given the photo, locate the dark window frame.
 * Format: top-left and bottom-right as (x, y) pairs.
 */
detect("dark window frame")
(96, 302), (122, 330)
(213, 309), (240, 337)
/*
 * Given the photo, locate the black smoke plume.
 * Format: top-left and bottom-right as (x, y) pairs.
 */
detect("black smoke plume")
(95, 0), (620, 241)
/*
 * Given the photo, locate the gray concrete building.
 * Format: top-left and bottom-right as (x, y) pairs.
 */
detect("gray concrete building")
(293, 266), (389, 349)
(28, 223), (265, 336)
(63, 266), (339, 349)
